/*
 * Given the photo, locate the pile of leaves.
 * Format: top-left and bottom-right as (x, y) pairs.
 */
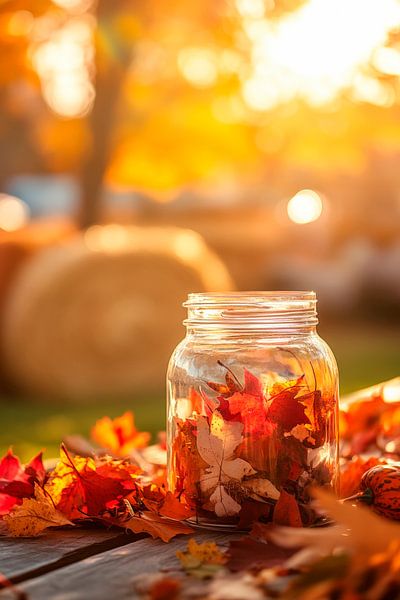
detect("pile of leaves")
(339, 378), (400, 500)
(134, 488), (399, 600)
(1, 377), (400, 599)
(0, 413), (192, 542)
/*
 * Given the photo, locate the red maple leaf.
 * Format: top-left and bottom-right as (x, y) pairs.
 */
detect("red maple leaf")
(228, 391), (274, 436)
(0, 449), (46, 516)
(243, 369), (264, 399)
(268, 387), (310, 432)
(46, 445), (139, 520)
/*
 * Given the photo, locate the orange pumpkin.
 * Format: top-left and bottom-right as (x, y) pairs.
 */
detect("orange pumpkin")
(360, 464), (400, 520)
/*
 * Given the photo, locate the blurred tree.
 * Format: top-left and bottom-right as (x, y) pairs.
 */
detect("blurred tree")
(0, 0), (400, 225)
(0, 1), (48, 185)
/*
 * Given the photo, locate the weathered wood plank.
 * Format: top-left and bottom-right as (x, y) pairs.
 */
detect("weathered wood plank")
(0, 532), (240, 599)
(0, 528), (137, 583)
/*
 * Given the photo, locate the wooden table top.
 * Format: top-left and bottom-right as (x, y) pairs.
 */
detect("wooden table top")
(0, 529), (238, 599)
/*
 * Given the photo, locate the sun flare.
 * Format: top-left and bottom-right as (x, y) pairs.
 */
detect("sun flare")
(241, 0), (400, 109)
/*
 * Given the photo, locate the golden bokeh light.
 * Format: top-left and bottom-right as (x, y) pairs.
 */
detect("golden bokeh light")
(287, 190), (323, 224)
(31, 18), (95, 118)
(0, 195), (30, 232)
(84, 224), (133, 253)
(373, 46), (400, 75)
(7, 11), (34, 37)
(236, 0), (266, 19)
(241, 0), (400, 109)
(52, 0), (94, 11)
(178, 48), (218, 88)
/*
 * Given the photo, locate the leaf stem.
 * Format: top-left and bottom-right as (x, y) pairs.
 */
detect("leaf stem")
(217, 360), (242, 389)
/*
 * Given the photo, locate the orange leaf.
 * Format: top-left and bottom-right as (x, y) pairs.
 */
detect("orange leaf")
(123, 511), (193, 543)
(149, 577), (181, 600)
(189, 387), (203, 414)
(159, 492), (195, 520)
(91, 412), (151, 456)
(340, 457), (385, 498)
(272, 490), (302, 527)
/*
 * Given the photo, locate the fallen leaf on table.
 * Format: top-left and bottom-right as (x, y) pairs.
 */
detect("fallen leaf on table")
(208, 572), (265, 600)
(134, 573), (182, 600)
(268, 488), (400, 560)
(177, 538), (226, 579)
(276, 489), (400, 600)
(281, 554), (350, 600)
(159, 491), (195, 520)
(313, 487), (400, 556)
(45, 445), (138, 520)
(273, 490), (302, 527)
(261, 522), (351, 566)
(0, 449), (46, 516)
(4, 485), (72, 537)
(148, 577), (181, 600)
(91, 411), (150, 456)
(123, 511), (193, 542)
(226, 537), (296, 572)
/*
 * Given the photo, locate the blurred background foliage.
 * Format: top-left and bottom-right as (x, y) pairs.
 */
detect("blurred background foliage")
(0, 0), (399, 460)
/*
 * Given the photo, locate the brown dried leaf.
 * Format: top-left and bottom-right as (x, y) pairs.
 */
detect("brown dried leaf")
(123, 511), (193, 543)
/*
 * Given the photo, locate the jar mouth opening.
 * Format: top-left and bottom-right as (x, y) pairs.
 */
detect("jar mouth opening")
(185, 291), (316, 306)
(184, 291), (318, 331)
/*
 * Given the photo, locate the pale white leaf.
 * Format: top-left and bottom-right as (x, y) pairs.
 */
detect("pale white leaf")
(241, 478), (280, 501)
(210, 485), (242, 517)
(196, 412), (256, 516)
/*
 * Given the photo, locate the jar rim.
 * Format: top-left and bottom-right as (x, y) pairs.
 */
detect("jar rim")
(184, 291), (316, 305)
(184, 291), (318, 331)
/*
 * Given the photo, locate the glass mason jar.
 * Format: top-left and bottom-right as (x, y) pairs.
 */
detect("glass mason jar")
(167, 292), (339, 530)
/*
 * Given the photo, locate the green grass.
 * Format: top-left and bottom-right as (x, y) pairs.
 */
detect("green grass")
(322, 323), (400, 394)
(0, 395), (165, 463)
(0, 324), (399, 462)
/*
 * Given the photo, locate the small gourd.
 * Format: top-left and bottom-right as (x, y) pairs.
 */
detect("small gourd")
(359, 464), (400, 520)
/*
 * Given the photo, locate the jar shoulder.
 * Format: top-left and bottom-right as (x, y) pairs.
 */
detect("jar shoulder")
(167, 332), (338, 389)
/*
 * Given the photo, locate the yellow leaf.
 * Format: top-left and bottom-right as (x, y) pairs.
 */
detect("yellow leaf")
(177, 538), (226, 579)
(177, 538), (226, 567)
(4, 485), (73, 537)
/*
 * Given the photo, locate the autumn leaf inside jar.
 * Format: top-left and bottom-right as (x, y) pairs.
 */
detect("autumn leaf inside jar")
(166, 292), (339, 530)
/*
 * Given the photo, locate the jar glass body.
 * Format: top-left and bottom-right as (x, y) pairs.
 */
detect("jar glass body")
(167, 293), (339, 530)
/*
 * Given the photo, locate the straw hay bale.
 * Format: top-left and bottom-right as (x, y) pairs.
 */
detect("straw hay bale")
(1, 225), (233, 399)
(0, 218), (76, 313)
